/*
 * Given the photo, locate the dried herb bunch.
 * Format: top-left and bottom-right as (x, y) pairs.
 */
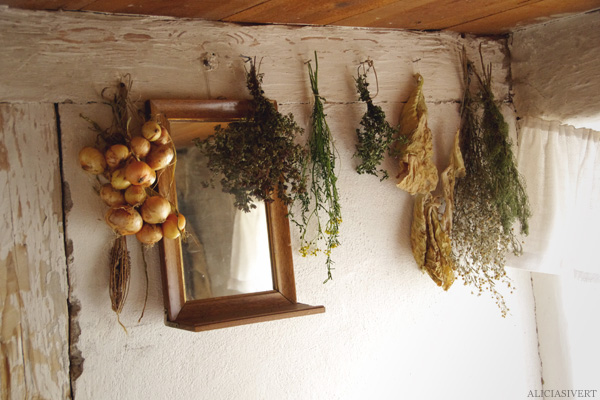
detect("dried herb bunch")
(354, 60), (406, 180)
(195, 57), (306, 212)
(295, 53), (342, 282)
(452, 52), (531, 316)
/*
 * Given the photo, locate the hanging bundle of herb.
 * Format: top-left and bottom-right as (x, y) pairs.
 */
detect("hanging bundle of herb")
(295, 52), (342, 283)
(477, 61), (531, 236)
(452, 50), (531, 316)
(354, 60), (406, 180)
(195, 57), (306, 212)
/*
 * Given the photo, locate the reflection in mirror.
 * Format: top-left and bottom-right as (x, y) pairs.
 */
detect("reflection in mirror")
(173, 139), (273, 300)
(148, 99), (324, 332)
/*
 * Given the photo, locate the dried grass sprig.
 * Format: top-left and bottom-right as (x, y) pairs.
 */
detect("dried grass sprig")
(295, 52), (342, 283)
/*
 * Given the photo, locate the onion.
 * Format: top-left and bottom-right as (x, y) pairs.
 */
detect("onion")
(140, 196), (171, 224)
(155, 125), (171, 145)
(105, 206), (143, 235)
(146, 144), (174, 170)
(125, 160), (154, 186)
(79, 146), (107, 174)
(124, 185), (147, 206)
(130, 136), (151, 159)
(139, 168), (156, 188)
(105, 144), (130, 169)
(136, 223), (163, 245)
(142, 121), (162, 142)
(162, 213), (186, 239)
(111, 168), (132, 190)
(100, 183), (126, 207)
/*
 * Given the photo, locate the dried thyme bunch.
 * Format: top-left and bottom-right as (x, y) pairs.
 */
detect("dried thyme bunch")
(295, 52), (342, 283)
(477, 63), (531, 236)
(195, 57), (307, 212)
(354, 60), (405, 180)
(452, 53), (529, 316)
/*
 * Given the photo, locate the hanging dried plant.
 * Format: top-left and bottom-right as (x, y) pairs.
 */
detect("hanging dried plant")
(395, 74), (439, 195)
(452, 49), (530, 316)
(411, 129), (465, 290)
(195, 57), (307, 212)
(353, 59), (406, 180)
(109, 236), (131, 333)
(295, 52), (342, 283)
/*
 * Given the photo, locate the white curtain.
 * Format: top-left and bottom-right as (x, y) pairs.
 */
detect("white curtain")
(510, 117), (600, 280)
(227, 205), (273, 294)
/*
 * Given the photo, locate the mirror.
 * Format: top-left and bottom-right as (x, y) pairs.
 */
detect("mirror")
(147, 99), (324, 332)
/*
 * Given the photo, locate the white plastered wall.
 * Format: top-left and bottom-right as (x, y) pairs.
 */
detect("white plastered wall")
(511, 10), (600, 395)
(0, 7), (542, 400)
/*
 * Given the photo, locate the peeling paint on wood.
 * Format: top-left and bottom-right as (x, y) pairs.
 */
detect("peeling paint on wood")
(0, 104), (70, 400)
(0, 8), (510, 105)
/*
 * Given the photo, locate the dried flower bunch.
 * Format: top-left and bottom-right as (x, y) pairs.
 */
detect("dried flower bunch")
(452, 51), (531, 316)
(354, 60), (406, 180)
(294, 53), (342, 283)
(195, 57), (307, 212)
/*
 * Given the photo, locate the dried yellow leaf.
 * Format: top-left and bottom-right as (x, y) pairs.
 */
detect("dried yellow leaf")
(396, 74), (439, 195)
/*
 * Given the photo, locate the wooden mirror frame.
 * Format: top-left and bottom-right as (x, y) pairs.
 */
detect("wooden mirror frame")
(147, 99), (325, 332)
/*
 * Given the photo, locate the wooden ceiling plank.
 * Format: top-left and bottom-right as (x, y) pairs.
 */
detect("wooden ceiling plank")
(0, 0), (94, 10)
(81, 0), (268, 20)
(222, 0), (401, 25)
(449, 0), (600, 34)
(333, 0), (544, 30)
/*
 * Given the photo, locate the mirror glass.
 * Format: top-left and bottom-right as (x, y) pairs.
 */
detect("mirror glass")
(170, 121), (274, 300)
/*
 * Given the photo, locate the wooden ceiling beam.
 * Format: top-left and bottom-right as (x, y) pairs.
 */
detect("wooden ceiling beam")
(80, 0), (267, 20)
(223, 0), (400, 25)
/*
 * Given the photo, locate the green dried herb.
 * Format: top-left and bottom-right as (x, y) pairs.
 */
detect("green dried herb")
(353, 60), (406, 181)
(477, 62), (531, 236)
(195, 57), (307, 212)
(452, 50), (530, 316)
(295, 52), (342, 283)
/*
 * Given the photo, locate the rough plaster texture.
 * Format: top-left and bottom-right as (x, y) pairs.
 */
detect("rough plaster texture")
(0, 7), (542, 400)
(511, 12), (600, 395)
(511, 10), (600, 130)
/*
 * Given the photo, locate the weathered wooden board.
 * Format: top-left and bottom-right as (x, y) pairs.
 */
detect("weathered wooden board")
(0, 8), (509, 106)
(0, 103), (70, 399)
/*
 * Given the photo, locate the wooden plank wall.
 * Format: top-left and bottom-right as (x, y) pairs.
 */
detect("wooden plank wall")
(0, 104), (71, 399)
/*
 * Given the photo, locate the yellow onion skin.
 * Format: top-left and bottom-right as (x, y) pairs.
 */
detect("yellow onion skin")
(142, 121), (162, 142)
(100, 183), (126, 207)
(124, 185), (147, 206)
(110, 168), (132, 190)
(136, 223), (163, 245)
(79, 146), (107, 174)
(130, 136), (151, 159)
(105, 206), (143, 235)
(162, 218), (180, 239)
(140, 196), (171, 224)
(155, 126), (171, 145)
(146, 144), (174, 171)
(125, 160), (154, 186)
(162, 213), (186, 239)
(139, 168), (156, 188)
(105, 144), (130, 169)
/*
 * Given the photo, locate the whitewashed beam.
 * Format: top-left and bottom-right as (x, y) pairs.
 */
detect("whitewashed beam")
(0, 103), (71, 399)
